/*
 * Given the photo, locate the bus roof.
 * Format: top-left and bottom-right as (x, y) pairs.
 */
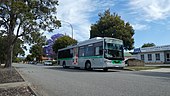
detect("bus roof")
(58, 37), (123, 51)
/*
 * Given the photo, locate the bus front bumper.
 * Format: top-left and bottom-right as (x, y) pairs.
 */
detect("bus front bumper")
(103, 60), (125, 68)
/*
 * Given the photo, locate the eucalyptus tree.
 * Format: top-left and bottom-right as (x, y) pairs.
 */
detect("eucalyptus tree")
(90, 10), (134, 50)
(0, 0), (61, 67)
(0, 36), (25, 65)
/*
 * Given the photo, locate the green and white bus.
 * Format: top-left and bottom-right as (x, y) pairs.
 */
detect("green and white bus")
(58, 37), (125, 71)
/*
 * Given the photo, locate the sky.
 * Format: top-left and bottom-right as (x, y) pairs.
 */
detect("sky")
(45, 0), (170, 49)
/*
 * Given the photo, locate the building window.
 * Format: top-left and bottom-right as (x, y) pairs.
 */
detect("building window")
(155, 53), (160, 61)
(148, 54), (152, 61)
(166, 53), (170, 61)
(141, 55), (144, 61)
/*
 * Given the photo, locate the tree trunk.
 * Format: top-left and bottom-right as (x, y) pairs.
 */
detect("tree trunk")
(4, 45), (13, 68)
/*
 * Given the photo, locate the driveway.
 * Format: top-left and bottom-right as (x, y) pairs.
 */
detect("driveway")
(14, 63), (170, 96)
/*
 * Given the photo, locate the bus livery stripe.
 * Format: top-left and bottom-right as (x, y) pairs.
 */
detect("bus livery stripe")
(58, 58), (72, 60)
(79, 56), (103, 59)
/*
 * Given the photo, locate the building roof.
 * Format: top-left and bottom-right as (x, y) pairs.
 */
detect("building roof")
(134, 45), (170, 53)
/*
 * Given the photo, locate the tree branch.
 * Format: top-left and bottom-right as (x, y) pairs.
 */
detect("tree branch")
(11, 21), (22, 45)
(16, 21), (22, 37)
(0, 17), (9, 31)
(16, 24), (32, 38)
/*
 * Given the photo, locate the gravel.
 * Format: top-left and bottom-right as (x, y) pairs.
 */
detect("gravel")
(0, 86), (35, 96)
(0, 67), (24, 84)
(0, 66), (36, 96)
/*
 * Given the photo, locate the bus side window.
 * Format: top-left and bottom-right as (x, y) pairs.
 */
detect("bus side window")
(99, 46), (103, 55)
(79, 47), (84, 57)
(94, 41), (103, 56)
(95, 47), (100, 55)
(70, 49), (73, 57)
(95, 46), (103, 56)
(85, 45), (94, 56)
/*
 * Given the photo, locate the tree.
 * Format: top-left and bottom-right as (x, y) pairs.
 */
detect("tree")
(0, 36), (25, 65)
(90, 10), (134, 50)
(0, 0), (61, 68)
(142, 43), (156, 48)
(30, 44), (44, 62)
(25, 54), (34, 62)
(0, 36), (6, 64)
(29, 32), (46, 62)
(52, 36), (78, 53)
(13, 38), (25, 61)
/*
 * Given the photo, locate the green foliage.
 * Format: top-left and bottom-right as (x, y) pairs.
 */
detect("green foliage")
(13, 38), (25, 57)
(0, 0), (61, 40)
(52, 36), (78, 53)
(13, 57), (23, 63)
(142, 43), (156, 48)
(25, 54), (34, 61)
(0, 36), (25, 64)
(29, 33), (46, 61)
(30, 44), (43, 61)
(90, 10), (135, 50)
(0, 0), (60, 67)
(31, 32), (47, 45)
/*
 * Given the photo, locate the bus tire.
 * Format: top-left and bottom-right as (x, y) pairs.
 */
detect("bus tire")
(62, 61), (67, 68)
(85, 61), (92, 71)
(103, 68), (108, 72)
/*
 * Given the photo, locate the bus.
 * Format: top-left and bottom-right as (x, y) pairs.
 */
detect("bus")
(58, 37), (125, 71)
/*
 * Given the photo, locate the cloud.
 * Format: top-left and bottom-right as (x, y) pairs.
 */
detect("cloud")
(45, 0), (115, 41)
(129, 0), (170, 21)
(131, 23), (148, 31)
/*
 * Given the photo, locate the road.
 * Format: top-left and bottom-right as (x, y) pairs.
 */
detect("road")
(14, 63), (170, 96)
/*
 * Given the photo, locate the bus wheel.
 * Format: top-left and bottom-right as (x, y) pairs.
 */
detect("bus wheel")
(85, 61), (92, 71)
(103, 68), (108, 72)
(62, 61), (67, 68)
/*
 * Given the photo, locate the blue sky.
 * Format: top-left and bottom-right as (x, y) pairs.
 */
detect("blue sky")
(46, 0), (170, 49)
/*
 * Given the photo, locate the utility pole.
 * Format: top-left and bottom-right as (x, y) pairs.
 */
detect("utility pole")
(60, 20), (73, 39)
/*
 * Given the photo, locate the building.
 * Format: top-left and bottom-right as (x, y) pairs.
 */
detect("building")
(124, 52), (134, 60)
(133, 45), (170, 64)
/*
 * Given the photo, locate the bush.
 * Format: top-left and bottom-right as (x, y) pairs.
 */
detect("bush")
(13, 58), (23, 63)
(52, 60), (57, 65)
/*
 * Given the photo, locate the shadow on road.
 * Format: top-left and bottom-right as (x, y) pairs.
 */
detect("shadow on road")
(132, 71), (170, 79)
(44, 66), (121, 73)
(14, 64), (127, 73)
(14, 66), (27, 69)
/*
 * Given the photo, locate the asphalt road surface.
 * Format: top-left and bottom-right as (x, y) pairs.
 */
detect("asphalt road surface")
(14, 63), (170, 96)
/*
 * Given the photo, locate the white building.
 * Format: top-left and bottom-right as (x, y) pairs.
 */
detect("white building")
(133, 45), (170, 64)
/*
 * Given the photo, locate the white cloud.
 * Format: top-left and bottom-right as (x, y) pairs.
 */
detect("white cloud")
(131, 23), (148, 31)
(129, 0), (170, 21)
(45, 0), (115, 41)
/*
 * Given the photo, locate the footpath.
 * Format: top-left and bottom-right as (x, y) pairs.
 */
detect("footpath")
(0, 65), (36, 96)
(143, 64), (170, 72)
(141, 68), (170, 72)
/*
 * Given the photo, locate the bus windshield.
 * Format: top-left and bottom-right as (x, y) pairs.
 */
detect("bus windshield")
(104, 40), (124, 60)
